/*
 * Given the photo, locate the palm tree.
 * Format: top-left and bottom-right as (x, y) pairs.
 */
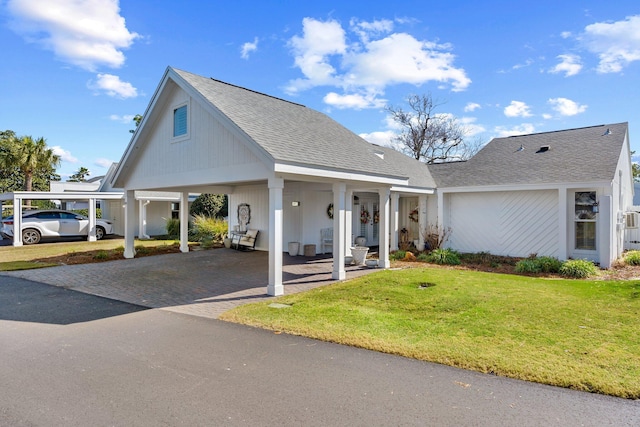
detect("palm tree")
(1, 135), (60, 206)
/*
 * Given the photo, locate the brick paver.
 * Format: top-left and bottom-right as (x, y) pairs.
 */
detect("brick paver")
(2, 248), (379, 319)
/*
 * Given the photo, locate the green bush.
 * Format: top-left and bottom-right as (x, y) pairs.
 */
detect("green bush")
(416, 252), (429, 262)
(536, 256), (563, 273)
(515, 259), (541, 274)
(390, 250), (407, 261)
(190, 194), (228, 218)
(189, 215), (227, 243)
(459, 251), (493, 265)
(427, 248), (461, 265)
(624, 251), (640, 266)
(560, 259), (598, 278)
(72, 208), (102, 218)
(166, 218), (180, 239)
(92, 250), (109, 260)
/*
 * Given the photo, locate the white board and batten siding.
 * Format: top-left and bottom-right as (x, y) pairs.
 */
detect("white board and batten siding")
(125, 84), (270, 190)
(446, 190), (559, 258)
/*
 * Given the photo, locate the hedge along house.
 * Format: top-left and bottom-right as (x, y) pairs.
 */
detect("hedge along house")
(111, 67), (436, 296)
(427, 122), (634, 268)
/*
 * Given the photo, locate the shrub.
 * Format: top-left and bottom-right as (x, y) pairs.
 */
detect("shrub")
(166, 218), (180, 239)
(624, 251), (640, 266)
(515, 259), (541, 274)
(460, 251), (493, 265)
(93, 250), (109, 260)
(390, 250), (407, 261)
(189, 215), (227, 243)
(427, 248), (461, 265)
(416, 252), (429, 262)
(560, 259), (598, 278)
(536, 256), (563, 273)
(190, 194), (228, 218)
(72, 208), (102, 219)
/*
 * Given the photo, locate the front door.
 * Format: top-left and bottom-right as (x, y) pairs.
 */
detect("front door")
(354, 199), (379, 246)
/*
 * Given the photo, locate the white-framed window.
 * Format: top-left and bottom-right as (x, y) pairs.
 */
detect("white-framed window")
(171, 202), (180, 219)
(172, 102), (189, 140)
(574, 191), (597, 251)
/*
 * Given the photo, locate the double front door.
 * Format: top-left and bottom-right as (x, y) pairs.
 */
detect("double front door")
(354, 199), (379, 247)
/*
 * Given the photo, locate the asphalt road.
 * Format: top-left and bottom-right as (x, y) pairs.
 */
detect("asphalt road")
(1, 276), (638, 426)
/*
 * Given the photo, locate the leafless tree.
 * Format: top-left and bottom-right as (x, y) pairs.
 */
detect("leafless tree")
(386, 93), (477, 163)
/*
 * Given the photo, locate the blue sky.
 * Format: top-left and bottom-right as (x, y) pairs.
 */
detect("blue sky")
(1, 0), (639, 179)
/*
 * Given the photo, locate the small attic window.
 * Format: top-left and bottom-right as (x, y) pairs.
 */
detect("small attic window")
(536, 145), (550, 153)
(374, 150), (384, 160)
(173, 103), (188, 138)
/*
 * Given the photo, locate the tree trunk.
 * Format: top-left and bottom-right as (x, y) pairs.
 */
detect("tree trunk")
(23, 172), (32, 208)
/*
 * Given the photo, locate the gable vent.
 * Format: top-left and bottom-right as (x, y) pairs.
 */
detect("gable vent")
(536, 145), (550, 153)
(374, 150), (385, 160)
(626, 212), (638, 229)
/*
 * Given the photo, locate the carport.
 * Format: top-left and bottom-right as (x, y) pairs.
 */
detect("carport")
(0, 191), (124, 246)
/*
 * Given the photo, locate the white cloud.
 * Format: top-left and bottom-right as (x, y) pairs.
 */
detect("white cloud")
(459, 116), (486, 137)
(241, 37), (258, 59)
(94, 158), (114, 168)
(6, 0), (140, 71)
(504, 101), (532, 118)
(561, 31), (572, 39)
(323, 92), (386, 109)
(464, 102), (481, 112)
(359, 130), (397, 147)
(542, 113), (553, 120)
(89, 73), (138, 98)
(493, 123), (536, 138)
(581, 15), (640, 73)
(548, 97), (587, 116)
(549, 54), (583, 76)
(285, 17), (470, 107)
(109, 114), (136, 123)
(51, 146), (78, 163)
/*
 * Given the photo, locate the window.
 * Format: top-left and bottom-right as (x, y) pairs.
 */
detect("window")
(171, 202), (180, 219)
(574, 191), (596, 250)
(173, 105), (188, 137)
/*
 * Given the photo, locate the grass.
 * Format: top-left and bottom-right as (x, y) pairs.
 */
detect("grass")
(0, 260), (59, 271)
(220, 267), (640, 399)
(0, 238), (180, 264)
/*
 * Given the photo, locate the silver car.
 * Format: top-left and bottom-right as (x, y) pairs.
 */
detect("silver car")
(0, 209), (114, 244)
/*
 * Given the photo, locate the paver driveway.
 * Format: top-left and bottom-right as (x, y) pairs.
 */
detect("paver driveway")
(2, 248), (378, 318)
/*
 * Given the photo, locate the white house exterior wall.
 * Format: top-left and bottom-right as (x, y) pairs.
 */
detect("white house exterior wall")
(446, 190), (559, 257)
(229, 185), (269, 251)
(123, 83), (270, 190)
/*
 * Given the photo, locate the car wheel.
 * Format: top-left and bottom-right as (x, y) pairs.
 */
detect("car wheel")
(22, 229), (41, 245)
(96, 226), (105, 240)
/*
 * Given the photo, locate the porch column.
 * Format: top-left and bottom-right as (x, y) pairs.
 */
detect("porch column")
(390, 192), (400, 251)
(87, 198), (97, 241)
(268, 177), (284, 296)
(332, 182), (346, 280)
(124, 190), (136, 258)
(12, 194), (22, 247)
(418, 195), (428, 250)
(558, 188), (568, 260)
(378, 187), (391, 268)
(345, 189), (353, 256)
(179, 192), (189, 253)
(138, 200), (150, 239)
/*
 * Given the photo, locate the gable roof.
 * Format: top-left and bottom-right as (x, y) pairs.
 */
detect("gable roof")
(170, 68), (434, 186)
(428, 122), (629, 188)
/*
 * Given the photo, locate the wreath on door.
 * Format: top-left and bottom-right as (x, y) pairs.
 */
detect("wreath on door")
(409, 208), (419, 222)
(360, 209), (371, 224)
(327, 203), (334, 219)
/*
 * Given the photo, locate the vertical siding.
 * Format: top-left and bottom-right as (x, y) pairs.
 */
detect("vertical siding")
(229, 186), (269, 250)
(126, 84), (267, 187)
(448, 190), (559, 257)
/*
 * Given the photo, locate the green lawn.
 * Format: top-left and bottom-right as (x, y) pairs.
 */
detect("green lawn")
(220, 267), (640, 399)
(0, 238), (180, 267)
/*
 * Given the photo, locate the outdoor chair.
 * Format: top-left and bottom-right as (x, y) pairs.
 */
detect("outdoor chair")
(320, 227), (333, 253)
(236, 229), (259, 251)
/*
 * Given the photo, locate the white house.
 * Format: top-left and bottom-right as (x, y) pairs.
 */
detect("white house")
(110, 66), (633, 296)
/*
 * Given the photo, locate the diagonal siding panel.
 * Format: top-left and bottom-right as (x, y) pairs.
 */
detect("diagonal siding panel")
(448, 190), (559, 257)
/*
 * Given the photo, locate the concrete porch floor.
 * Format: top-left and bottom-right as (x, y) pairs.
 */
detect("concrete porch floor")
(2, 248), (380, 319)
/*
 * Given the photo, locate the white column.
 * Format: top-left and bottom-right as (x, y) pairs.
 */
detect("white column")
(378, 187), (391, 268)
(390, 192), (400, 251)
(345, 189), (353, 256)
(138, 200), (150, 240)
(268, 177), (284, 296)
(12, 195), (22, 247)
(179, 192), (189, 253)
(418, 195), (428, 250)
(87, 198), (97, 242)
(124, 190), (136, 258)
(558, 188), (568, 261)
(332, 182), (346, 280)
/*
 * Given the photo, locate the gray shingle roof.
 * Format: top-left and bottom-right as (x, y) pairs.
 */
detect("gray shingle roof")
(428, 122), (628, 188)
(172, 68), (436, 187)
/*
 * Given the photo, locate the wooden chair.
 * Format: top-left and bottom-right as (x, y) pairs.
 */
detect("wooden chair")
(320, 227), (333, 254)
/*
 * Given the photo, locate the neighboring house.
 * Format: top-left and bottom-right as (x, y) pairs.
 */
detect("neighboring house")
(110, 66), (633, 296)
(428, 122), (634, 268)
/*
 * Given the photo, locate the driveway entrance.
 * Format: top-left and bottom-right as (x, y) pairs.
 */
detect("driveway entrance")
(2, 249), (378, 319)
